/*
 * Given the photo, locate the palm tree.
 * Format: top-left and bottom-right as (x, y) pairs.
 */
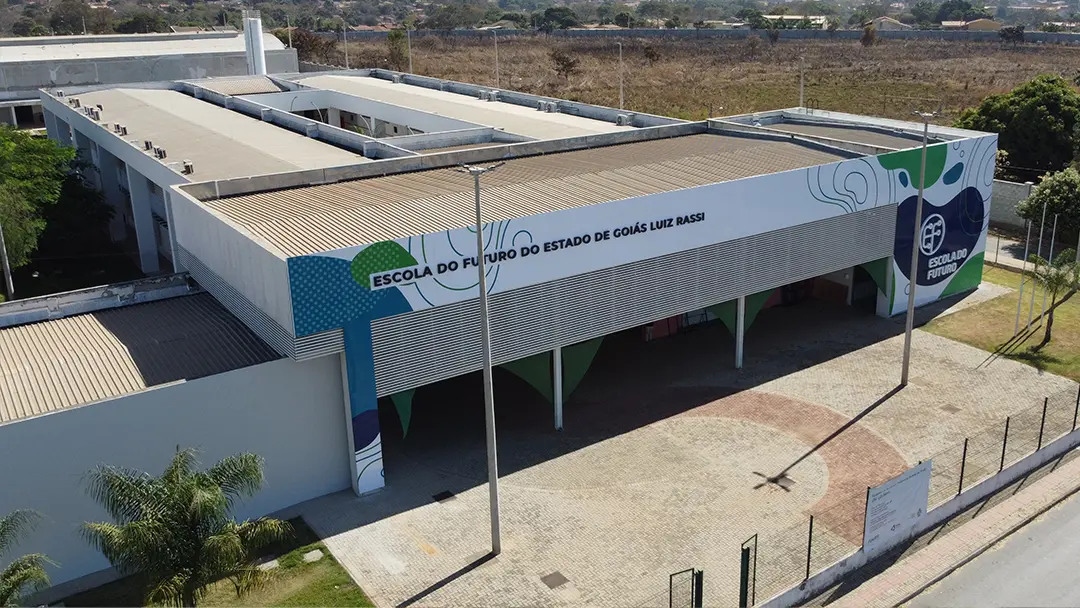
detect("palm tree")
(1028, 248), (1079, 349)
(82, 448), (292, 607)
(0, 510), (52, 606)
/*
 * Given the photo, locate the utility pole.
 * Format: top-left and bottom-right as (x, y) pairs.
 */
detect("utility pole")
(1028, 201), (1048, 327)
(82, 16), (87, 35)
(0, 217), (13, 300)
(406, 27), (413, 73)
(493, 30), (500, 88)
(286, 14), (292, 48)
(1042, 214), (1058, 319)
(454, 162), (507, 556)
(901, 110), (936, 387)
(617, 41), (624, 110)
(1015, 220), (1031, 334)
(343, 20), (350, 70)
(799, 56), (805, 107)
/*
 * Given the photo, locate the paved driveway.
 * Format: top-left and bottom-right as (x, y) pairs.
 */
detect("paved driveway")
(297, 293), (1076, 607)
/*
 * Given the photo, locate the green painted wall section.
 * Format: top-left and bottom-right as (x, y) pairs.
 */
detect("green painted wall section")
(859, 258), (890, 295)
(707, 288), (777, 336)
(877, 143), (948, 189)
(940, 252), (985, 299)
(390, 389), (416, 437)
(500, 351), (554, 403)
(562, 337), (604, 401)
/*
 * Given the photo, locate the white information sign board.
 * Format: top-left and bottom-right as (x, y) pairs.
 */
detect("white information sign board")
(863, 460), (932, 557)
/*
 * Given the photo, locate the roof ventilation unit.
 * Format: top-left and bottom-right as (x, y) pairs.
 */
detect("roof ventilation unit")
(487, 91), (499, 102)
(615, 114), (631, 127)
(392, 74), (402, 84)
(96, 104), (103, 111)
(143, 140), (153, 151)
(182, 160), (194, 175)
(55, 90), (64, 97)
(153, 147), (167, 159)
(70, 97), (81, 108)
(477, 90), (487, 100)
(537, 100), (546, 111)
(545, 101), (559, 113)
(120, 125), (128, 136)
(112, 123), (122, 133)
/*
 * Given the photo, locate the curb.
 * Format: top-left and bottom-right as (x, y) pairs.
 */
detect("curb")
(890, 477), (1080, 607)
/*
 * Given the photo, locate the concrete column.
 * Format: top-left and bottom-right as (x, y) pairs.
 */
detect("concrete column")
(7, 107), (15, 127)
(55, 117), (72, 147)
(338, 352), (360, 495)
(327, 107), (341, 128)
(72, 129), (100, 191)
(125, 170), (161, 274)
(42, 108), (59, 143)
(735, 295), (746, 369)
(97, 148), (127, 243)
(163, 191), (182, 272)
(553, 346), (563, 431)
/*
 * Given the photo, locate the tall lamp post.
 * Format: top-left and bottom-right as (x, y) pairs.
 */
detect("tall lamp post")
(342, 19), (350, 69)
(617, 41), (624, 110)
(493, 30), (500, 88)
(455, 162), (506, 555)
(900, 110), (937, 387)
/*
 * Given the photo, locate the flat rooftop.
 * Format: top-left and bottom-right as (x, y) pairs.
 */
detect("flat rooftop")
(297, 74), (635, 140)
(186, 75), (287, 96)
(0, 293), (280, 425)
(208, 132), (847, 257)
(762, 121), (924, 150)
(76, 88), (365, 181)
(0, 31), (285, 63)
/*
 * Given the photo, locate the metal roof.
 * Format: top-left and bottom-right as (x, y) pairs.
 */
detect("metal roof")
(209, 133), (847, 257)
(0, 32), (284, 63)
(75, 88), (365, 181)
(762, 122), (923, 150)
(298, 74), (634, 140)
(0, 293), (280, 425)
(188, 75), (287, 96)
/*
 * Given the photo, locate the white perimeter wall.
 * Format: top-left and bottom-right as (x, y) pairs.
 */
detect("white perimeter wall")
(0, 354), (350, 592)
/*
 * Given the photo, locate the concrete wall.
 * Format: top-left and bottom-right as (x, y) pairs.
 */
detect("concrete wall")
(0, 49), (298, 99)
(333, 28), (1080, 44)
(0, 353), (350, 595)
(991, 178), (1033, 230)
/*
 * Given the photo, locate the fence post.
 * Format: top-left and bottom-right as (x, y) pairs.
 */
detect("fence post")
(958, 438), (969, 495)
(1000, 416), (1010, 472)
(805, 515), (814, 581)
(1073, 386), (1079, 432)
(1037, 397), (1048, 451)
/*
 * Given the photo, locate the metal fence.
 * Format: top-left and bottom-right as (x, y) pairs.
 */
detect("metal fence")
(739, 384), (1080, 606)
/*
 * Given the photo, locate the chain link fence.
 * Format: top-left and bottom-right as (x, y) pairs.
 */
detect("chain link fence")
(740, 385), (1080, 606)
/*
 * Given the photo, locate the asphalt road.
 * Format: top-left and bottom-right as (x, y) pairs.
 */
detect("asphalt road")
(909, 490), (1080, 608)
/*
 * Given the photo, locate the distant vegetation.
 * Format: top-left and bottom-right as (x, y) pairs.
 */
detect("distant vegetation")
(0, 0), (1075, 37)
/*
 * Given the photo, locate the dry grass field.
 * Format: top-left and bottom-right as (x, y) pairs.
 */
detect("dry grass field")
(338, 36), (1080, 122)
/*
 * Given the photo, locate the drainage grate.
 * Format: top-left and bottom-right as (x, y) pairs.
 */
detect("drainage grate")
(432, 490), (456, 503)
(541, 571), (569, 589)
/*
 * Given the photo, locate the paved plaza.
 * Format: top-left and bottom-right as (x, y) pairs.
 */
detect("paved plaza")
(296, 288), (1077, 607)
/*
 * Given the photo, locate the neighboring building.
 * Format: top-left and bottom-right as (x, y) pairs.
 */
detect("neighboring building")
(964, 18), (1002, 29)
(0, 30), (297, 129)
(941, 20), (968, 28)
(5, 68), (996, 601)
(762, 14), (829, 27)
(870, 16), (913, 29)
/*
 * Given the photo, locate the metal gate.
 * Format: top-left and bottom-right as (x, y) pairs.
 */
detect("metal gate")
(670, 568), (703, 608)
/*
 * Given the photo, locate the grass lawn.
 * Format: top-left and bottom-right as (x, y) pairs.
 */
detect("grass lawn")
(61, 519), (373, 607)
(924, 263), (1080, 382)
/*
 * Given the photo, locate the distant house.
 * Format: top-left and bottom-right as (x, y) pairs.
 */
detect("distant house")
(941, 20), (967, 29)
(761, 14), (828, 28)
(870, 16), (912, 30)
(964, 18), (1001, 30)
(476, 20), (520, 30)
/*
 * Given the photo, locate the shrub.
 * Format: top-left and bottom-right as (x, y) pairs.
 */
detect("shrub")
(550, 49), (580, 80)
(861, 24), (877, 46)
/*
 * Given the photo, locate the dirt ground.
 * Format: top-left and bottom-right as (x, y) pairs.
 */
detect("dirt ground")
(338, 36), (1080, 123)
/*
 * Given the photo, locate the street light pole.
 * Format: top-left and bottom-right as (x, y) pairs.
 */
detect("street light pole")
(406, 28), (413, 74)
(901, 111), (936, 387)
(0, 217), (13, 300)
(456, 162), (506, 556)
(493, 30), (500, 88)
(342, 20), (349, 69)
(799, 56), (805, 108)
(617, 41), (624, 110)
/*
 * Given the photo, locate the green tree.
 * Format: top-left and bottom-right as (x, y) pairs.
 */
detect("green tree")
(10, 17), (33, 36)
(387, 28), (407, 70)
(48, 0), (90, 34)
(614, 11), (636, 26)
(936, 0), (991, 21)
(0, 510), (52, 606)
(0, 127), (76, 269)
(956, 75), (1080, 174)
(910, 0), (937, 23)
(1017, 168), (1080, 246)
(1027, 248), (1079, 348)
(113, 8), (167, 34)
(549, 48), (579, 79)
(81, 448), (292, 607)
(536, 6), (580, 30)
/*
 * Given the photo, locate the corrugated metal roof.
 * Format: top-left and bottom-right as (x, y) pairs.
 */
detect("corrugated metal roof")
(0, 32), (284, 63)
(0, 293), (281, 425)
(298, 75), (634, 140)
(765, 122), (923, 150)
(210, 133), (846, 257)
(75, 88), (365, 181)
(190, 75), (287, 96)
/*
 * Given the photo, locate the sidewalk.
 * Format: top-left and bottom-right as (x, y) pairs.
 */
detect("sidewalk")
(986, 232), (1078, 272)
(823, 453), (1080, 608)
